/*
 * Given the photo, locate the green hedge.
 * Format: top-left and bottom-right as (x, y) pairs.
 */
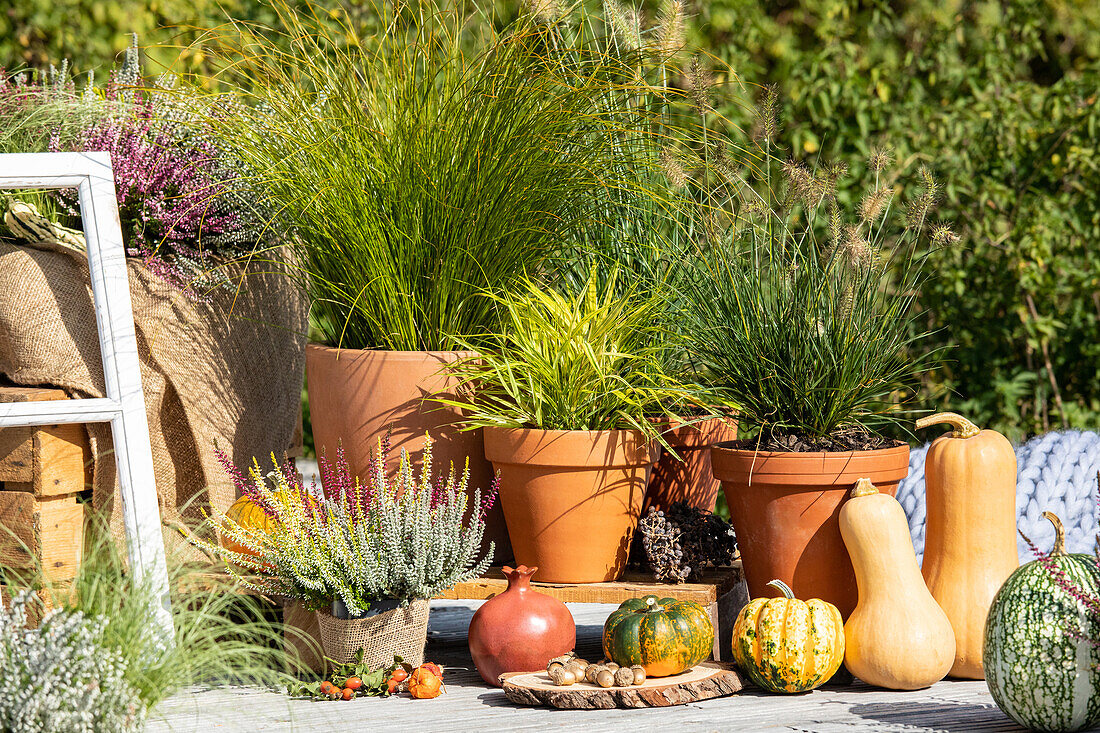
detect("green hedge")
(5, 0), (1098, 439)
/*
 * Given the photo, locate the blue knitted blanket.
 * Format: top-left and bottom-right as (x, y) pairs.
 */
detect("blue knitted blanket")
(897, 430), (1100, 562)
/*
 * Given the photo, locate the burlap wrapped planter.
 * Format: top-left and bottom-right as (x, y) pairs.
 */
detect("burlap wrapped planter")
(0, 240), (308, 554)
(316, 599), (430, 668)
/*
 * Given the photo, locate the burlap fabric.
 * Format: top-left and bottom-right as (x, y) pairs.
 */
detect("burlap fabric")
(316, 599), (430, 668)
(283, 600), (325, 673)
(0, 239), (308, 553)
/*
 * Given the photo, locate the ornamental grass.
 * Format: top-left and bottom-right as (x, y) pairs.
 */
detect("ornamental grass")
(191, 0), (638, 351)
(440, 269), (701, 437)
(0, 517), (297, 729)
(673, 81), (955, 442)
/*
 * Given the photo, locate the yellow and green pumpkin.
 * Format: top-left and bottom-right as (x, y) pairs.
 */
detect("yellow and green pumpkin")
(602, 595), (713, 677)
(732, 579), (845, 693)
(220, 495), (275, 564)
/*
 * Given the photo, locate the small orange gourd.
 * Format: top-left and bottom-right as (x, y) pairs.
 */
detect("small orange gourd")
(840, 478), (955, 690)
(221, 495), (275, 562)
(408, 668), (443, 699)
(916, 412), (1018, 680)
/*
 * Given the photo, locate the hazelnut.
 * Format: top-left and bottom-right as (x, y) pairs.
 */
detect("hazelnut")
(549, 666), (577, 686)
(584, 664), (601, 684)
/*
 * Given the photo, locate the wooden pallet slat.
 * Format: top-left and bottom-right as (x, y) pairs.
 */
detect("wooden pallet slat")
(0, 490), (86, 583)
(0, 387), (92, 497)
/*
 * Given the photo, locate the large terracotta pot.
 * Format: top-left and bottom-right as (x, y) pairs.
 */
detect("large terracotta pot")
(468, 565), (576, 686)
(710, 443), (910, 618)
(646, 416), (738, 514)
(484, 427), (656, 583)
(306, 344), (511, 562)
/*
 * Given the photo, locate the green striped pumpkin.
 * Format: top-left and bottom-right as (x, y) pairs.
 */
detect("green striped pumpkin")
(602, 595), (713, 677)
(984, 512), (1100, 733)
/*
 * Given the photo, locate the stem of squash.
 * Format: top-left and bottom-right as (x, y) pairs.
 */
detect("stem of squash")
(915, 412), (981, 439)
(850, 477), (878, 498)
(766, 579), (796, 599)
(1041, 511), (1067, 555)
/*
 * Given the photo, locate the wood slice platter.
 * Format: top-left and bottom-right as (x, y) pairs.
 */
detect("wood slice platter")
(500, 662), (745, 709)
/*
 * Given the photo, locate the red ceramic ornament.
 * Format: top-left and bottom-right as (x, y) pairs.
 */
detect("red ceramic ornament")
(468, 565), (576, 686)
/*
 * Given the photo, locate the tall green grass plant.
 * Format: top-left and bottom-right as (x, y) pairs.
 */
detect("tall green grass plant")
(194, 1), (633, 351)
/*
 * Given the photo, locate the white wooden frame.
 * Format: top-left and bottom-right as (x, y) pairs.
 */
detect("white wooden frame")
(0, 152), (171, 630)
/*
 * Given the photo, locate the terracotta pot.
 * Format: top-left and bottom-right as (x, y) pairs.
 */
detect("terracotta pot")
(484, 427), (656, 583)
(468, 565), (576, 686)
(306, 344), (511, 563)
(710, 443), (910, 618)
(646, 416), (738, 514)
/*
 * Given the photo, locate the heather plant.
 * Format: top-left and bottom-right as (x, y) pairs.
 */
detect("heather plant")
(211, 438), (495, 615)
(0, 591), (145, 733)
(0, 39), (264, 295)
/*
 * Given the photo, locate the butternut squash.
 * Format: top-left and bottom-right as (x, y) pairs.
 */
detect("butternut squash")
(916, 412), (1018, 680)
(840, 478), (955, 690)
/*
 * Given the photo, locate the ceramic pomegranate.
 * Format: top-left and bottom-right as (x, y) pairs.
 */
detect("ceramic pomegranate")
(468, 565), (576, 686)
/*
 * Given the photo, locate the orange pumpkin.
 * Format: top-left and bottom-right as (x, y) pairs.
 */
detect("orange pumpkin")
(220, 495), (275, 562)
(408, 668), (443, 699)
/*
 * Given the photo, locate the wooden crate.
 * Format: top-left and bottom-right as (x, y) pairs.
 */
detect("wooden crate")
(0, 386), (90, 584)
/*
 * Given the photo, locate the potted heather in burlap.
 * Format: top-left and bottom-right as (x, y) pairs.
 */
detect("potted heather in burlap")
(0, 42), (307, 557)
(210, 437), (496, 670)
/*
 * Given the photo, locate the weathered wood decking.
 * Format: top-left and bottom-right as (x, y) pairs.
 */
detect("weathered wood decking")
(148, 600), (1027, 733)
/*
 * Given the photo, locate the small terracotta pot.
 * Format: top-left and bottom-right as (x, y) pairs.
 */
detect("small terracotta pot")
(306, 344), (511, 563)
(484, 427), (656, 583)
(646, 416), (738, 514)
(468, 565), (576, 686)
(710, 443), (910, 618)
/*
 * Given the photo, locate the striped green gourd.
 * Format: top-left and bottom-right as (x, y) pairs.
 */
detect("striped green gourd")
(984, 512), (1100, 733)
(602, 595), (713, 677)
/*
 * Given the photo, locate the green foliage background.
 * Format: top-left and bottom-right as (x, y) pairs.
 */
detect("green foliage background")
(4, 0), (1098, 440)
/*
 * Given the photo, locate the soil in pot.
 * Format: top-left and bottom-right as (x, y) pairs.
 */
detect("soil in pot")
(306, 344), (511, 563)
(485, 427), (656, 583)
(646, 416), (737, 514)
(711, 440), (910, 618)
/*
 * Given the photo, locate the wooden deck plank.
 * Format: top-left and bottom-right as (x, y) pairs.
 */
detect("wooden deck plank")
(148, 599), (1025, 733)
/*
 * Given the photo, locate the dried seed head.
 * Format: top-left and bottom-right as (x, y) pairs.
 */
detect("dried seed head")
(930, 222), (960, 246)
(661, 147), (688, 190)
(656, 0), (686, 57)
(823, 161), (847, 195)
(859, 185), (893, 224)
(527, 0), (564, 25)
(842, 225), (876, 270)
(607, 0), (641, 50)
(828, 201), (843, 249)
(688, 56), (714, 114)
(868, 145), (894, 173)
(756, 84), (781, 143)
